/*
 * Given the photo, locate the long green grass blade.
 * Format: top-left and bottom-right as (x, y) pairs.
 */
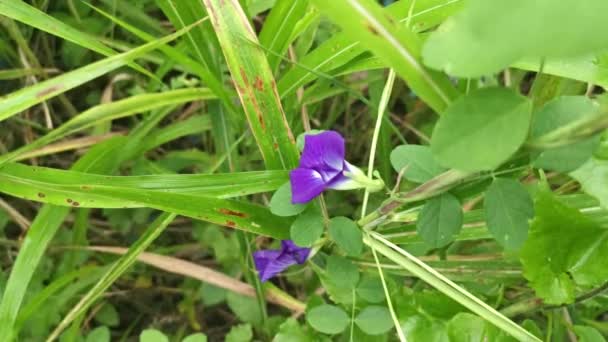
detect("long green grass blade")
(309, 0), (458, 113)
(0, 21), (200, 122)
(364, 232), (541, 342)
(0, 163), (287, 200)
(201, 0), (299, 169)
(0, 88), (215, 165)
(0, 0), (155, 79)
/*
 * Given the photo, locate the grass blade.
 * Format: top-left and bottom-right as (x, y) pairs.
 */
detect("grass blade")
(46, 212), (177, 341)
(0, 88), (215, 165)
(364, 232), (541, 341)
(310, 0), (458, 113)
(0, 21), (201, 122)
(201, 0), (299, 169)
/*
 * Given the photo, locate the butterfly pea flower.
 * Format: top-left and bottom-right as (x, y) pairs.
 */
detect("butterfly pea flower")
(253, 240), (310, 282)
(289, 130), (384, 204)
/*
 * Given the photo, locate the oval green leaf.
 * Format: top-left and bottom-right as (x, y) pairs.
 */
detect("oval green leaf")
(290, 206), (324, 247)
(270, 183), (308, 217)
(328, 216), (363, 256)
(431, 87), (532, 171)
(354, 306), (393, 335)
(390, 145), (446, 183)
(306, 304), (350, 335)
(417, 193), (463, 248)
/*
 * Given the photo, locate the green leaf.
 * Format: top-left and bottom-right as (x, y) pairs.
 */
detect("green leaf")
(226, 292), (263, 326)
(356, 276), (385, 304)
(531, 96), (601, 172)
(94, 303), (119, 327)
(417, 193), (463, 248)
(520, 190), (608, 304)
(354, 306), (393, 335)
(447, 313), (513, 342)
(306, 304), (350, 334)
(182, 333), (208, 342)
(422, 0), (608, 77)
(140, 329), (169, 342)
(308, 0), (458, 113)
(431, 87), (532, 171)
(390, 145), (447, 183)
(270, 183), (308, 217)
(484, 178), (534, 251)
(290, 206), (324, 247)
(85, 326), (110, 342)
(326, 256), (359, 290)
(574, 326), (607, 342)
(571, 157), (608, 208)
(225, 324), (253, 342)
(274, 318), (316, 342)
(328, 216), (363, 256)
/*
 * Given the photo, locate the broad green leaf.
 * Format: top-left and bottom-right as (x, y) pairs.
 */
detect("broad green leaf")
(306, 304), (350, 334)
(94, 303), (119, 327)
(520, 190), (608, 304)
(0, 164), (291, 239)
(431, 87), (532, 171)
(571, 158), (608, 208)
(417, 193), (463, 248)
(447, 313), (514, 342)
(390, 145), (446, 183)
(328, 216), (363, 256)
(274, 318), (316, 342)
(225, 324), (253, 342)
(227, 292), (263, 326)
(400, 315), (448, 342)
(270, 183), (308, 217)
(48, 213), (177, 340)
(354, 306), (393, 335)
(85, 326), (110, 342)
(422, 0), (608, 77)
(356, 276), (385, 303)
(309, 0), (458, 113)
(182, 333), (208, 342)
(140, 329), (169, 342)
(0, 23), (198, 122)
(531, 96), (601, 172)
(326, 256), (359, 290)
(574, 326), (607, 342)
(484, 178), (534, 251)
(201, 0), (299, 169)
(0, 88), (215, 165)
(290, 207), (324, 247)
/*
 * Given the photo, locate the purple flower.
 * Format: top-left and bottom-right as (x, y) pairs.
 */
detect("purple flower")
(253, 240), (310, 282)
(289, 131), (384, 204)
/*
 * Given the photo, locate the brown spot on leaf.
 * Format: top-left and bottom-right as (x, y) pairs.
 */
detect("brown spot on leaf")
(225, 220), (236, 227)
(37, 193), (46, 198)
(240, 68), (249, 84)
(80, 185), (91, 190)
(66, 198), (73, 204)
(364, 21), (379, 35)
(72, 201), (80, 207)
(36, 85), (62, 98)
(218, 208), (247, 218)
(253, 76), (264, 91)
(273, 142), (279, 150)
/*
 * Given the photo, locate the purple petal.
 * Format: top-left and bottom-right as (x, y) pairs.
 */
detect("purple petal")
(281, 240), (311, 264)
(289, 168), (327, 204)
(253, 249), (297, 282)
(299, 131), (345, 181)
